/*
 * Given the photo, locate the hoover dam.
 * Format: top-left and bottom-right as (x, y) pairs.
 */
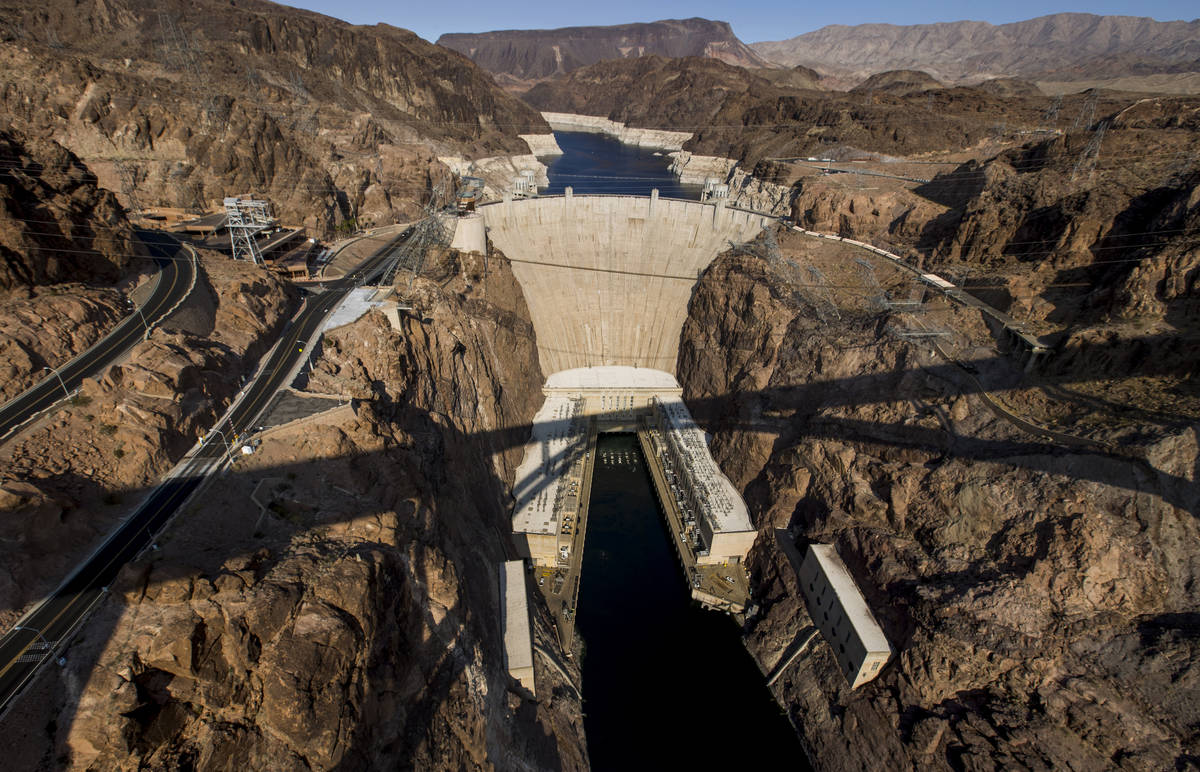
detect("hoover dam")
(480, 191), (771, 374)
(474, 187), (774, 634)
(474, 179), (804, 763)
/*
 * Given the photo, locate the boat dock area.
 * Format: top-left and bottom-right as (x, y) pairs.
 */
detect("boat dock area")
(636, 427), (751, 615)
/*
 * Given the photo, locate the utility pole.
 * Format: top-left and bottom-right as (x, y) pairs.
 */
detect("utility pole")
(42, 366), (69, 400)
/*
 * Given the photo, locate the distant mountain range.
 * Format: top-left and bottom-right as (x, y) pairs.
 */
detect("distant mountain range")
(751, 13), (1200, 84)
(437, 18), (771, 86)
(440, 13), (1200, 93)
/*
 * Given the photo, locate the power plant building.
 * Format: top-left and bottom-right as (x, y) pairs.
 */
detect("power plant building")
(510, 368), (756, 568)
(649, 395), (756, 564)
(511, 395), (587, 567)
(798, 544), (892, 689)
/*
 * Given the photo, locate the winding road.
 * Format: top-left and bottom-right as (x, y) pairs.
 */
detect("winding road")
(0, 232), (198, 444)
(0, 229), (409, 716)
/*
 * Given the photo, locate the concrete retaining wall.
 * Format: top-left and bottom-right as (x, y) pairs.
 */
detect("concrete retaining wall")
(519, 133), (563, 156)
(482, 194), (770, 375)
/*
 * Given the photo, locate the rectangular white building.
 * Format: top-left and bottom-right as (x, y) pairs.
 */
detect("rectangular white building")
(511, 396), (586, 566)
(799, 544), (892, 689)
(651, 395), (756, 564)
(499, 560), (536, 697)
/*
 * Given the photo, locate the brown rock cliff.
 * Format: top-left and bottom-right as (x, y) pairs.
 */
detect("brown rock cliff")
(675, 232), (1200, 770)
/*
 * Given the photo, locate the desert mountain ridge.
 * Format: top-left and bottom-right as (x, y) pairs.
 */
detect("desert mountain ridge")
(437, 17), (772, 89)
(751, 12), (1200, 85)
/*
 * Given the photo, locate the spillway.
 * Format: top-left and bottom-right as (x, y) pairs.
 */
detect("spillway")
(481, 192), (771, 375)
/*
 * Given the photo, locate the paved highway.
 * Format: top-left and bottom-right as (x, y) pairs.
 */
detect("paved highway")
(0, 232), (198, 443)
(0, 230), (408, 715)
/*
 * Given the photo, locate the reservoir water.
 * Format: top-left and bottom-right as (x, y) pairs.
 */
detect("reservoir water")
(541, 131), (704, 199)
(577, 434), (807, 770)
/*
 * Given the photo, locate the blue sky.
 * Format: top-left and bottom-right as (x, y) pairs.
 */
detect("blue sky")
(282, 1), (1197, 43)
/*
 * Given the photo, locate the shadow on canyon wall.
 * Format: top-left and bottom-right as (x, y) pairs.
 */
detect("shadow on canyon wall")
(3, 328), (1199, 766)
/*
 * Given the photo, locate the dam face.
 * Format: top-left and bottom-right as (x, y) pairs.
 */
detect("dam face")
(481, 193), (770, 375)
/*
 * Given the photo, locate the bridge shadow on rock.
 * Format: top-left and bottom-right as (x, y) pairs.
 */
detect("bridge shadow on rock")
(1, 333), (1198, 768)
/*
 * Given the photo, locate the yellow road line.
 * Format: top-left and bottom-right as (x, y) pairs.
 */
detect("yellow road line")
(0, 466), (197, 679)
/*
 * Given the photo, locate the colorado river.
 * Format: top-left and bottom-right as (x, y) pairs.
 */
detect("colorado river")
(576, 434), (806, 770)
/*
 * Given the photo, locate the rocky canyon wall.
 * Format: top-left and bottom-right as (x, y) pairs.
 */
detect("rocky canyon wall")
(0, 0), (549, 233)
(674, 229), (1200, 770)
(1, 247), (589, 770)
(0, 129), (153, 399)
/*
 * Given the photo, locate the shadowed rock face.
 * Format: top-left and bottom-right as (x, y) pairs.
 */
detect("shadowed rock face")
(437, 17), (771, 84)
(481, 195), (770, 375)
(0, 128), (151, 406)
(0, 129), (145, 291)
(1, 250), (590, 770)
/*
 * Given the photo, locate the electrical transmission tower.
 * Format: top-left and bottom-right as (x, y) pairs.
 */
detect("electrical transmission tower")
(1072, 92), (1099, 130)
(1071, 120), (1108, 183)
(158, 13), (226, 131)
(245, 67), (262, 94)
(1042, 95), (1061, 126)
(853, 257), (888, 311)
(804, 264), (842, 321)
(158, 13), (199, 76)
(728, 229), (841, 321)
(224, 197), (273, 264)
(378, 184), (454, 288)
(115, 162), (144, 216)
(1162, 151), (1194, 187)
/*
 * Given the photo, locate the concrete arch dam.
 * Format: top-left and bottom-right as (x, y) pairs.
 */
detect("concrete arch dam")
(480, 193), (772, 376)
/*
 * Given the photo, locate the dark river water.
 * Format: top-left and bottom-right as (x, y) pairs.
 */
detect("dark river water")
(541, 131), (704, 199)
(576, 434), (807, 770)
